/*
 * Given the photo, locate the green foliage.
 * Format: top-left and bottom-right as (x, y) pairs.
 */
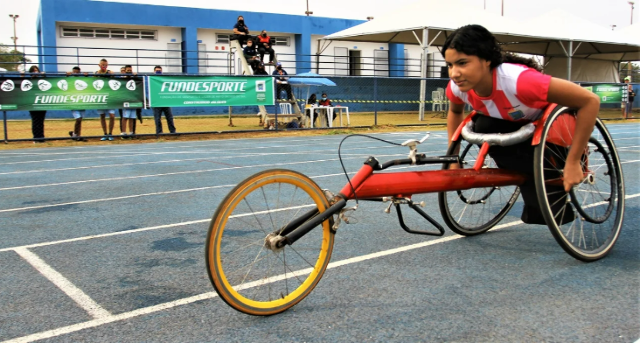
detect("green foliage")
(0, 43), (31, 71)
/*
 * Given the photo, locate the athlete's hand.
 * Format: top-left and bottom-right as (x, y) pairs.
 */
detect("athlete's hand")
(563, 160), (584, 192)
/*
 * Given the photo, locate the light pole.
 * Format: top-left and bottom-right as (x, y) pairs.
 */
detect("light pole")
(501, 0), (504, 16)
(305, 0), (313, 16)
(629, 1), (635, 24)
(9, 14), (19, 51)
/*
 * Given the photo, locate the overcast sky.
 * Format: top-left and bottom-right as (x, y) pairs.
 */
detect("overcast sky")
(1, 0), (637, 48)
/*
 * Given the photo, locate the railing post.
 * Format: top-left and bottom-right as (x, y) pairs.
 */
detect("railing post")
(76, 47), (80, 68)
(3, 111), (8, 143)
(136, 49), (139, 73)
(374, 77), (378, 126)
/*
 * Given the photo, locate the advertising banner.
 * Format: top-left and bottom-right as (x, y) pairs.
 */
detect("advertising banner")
(582, 84), (626, 103)
(148, 76), (274, 107)
(0, 76), (144, 111)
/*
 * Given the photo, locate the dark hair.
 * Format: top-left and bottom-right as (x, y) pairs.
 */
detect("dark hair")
(100, 58), (108, 63)
(442, 24), (542, 72)
(322, 93), (327, 97)
(28, 65), (40, 73)
(72, 66), (81, 71)
(308, 93), (317, 102)
(124, 65), (132, 69)
(237, 16), (244, 21)
(154, 65), (162, 70)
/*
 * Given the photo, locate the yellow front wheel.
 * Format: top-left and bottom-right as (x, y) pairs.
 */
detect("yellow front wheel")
(205, 169), (334, 315)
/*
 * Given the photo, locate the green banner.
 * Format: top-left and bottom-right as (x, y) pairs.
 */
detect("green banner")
(148, 76), (274, 107)
(582, 84), (625, 103)
(0, 76), (144, 111)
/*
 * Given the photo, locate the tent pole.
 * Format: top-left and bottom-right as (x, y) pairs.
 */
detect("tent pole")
(567, 40), (573, 81)
(419, 28), (429, 121)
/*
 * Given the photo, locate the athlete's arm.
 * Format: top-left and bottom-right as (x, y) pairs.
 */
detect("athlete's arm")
(447, 101), (465, 145)
(446, 102), (465, 169)
(546, 77), (600, 192)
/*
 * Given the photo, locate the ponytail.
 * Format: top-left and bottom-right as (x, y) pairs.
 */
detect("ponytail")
(443, 25), (543, 72)
(502, 52), (542, 72)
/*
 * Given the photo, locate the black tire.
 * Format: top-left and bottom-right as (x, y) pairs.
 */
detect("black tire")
(205, 169), (335, 315)
(438, 138), (521, 236)
(533, 108), (625, 262)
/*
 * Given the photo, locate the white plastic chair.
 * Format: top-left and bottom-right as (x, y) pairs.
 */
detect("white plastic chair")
(279, 102), (292, 114)
(431, 91), (443, 111)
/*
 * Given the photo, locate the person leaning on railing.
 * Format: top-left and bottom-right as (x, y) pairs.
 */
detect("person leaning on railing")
(151, 66), (177, 134)
(95, 58), (116, 141)
(272, 63), (292, 100)
(66, 66), (89, 141)
(23, 65), (46, 143)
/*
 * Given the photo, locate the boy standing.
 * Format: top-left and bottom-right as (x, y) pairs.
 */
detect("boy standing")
(67, 66), (88, 141)
(121, 65), (137, 138)
(95, 59), (115, 141)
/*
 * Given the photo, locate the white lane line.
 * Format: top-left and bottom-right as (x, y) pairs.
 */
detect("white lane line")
(0, 219), (521, 343)
(0, 145), (403, 176)
(0, 158), (339, 192)
(13, 248), (111, 320)
(0, 185), (235, 214)
(0, 219), (211, 253)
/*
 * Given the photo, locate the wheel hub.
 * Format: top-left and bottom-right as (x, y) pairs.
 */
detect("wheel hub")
(264, 233), (285, 252)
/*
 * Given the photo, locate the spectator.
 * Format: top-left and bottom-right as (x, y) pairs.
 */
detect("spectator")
(254, 62), (269, 75)
(67, 66), (88, 141)
(151, 66), (177, 134)
(25, 65), (46, 143)
(243, 40), (260, 72)
(257, 30), (275, 64)
(95, 58), (116, 141)
(318, 92), (335, 123)
(272, 63), (292, 100)
(118, 66), (127, 132)
(305, 93), (318, 127)
(120, 65), (138, 138)
(624, 76), (635, 119)
(232, 15), (250, 46)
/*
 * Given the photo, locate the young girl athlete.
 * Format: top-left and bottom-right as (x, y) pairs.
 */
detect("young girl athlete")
(442, 24), (600, 224)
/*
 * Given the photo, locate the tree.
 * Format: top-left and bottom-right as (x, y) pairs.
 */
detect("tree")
(0, 43), (31, 71)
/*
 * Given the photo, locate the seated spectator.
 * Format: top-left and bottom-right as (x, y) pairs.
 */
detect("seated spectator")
(272, 63), (292, 100)
(254, 62), (269, 75)
(318, 92), (335, 123)
(231, 15), (251, 46)
(257, 30), (275, 64)
(307, 93), (318, 106)
(67, 66), (88, 141)
(243, 40), (260, 72)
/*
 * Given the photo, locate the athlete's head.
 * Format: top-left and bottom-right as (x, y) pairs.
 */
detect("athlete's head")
(442, 24), (541, 93)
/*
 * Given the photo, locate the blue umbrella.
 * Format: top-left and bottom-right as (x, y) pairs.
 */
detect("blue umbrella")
(287, 72), (337, 107)
(288, 72), (336, 87)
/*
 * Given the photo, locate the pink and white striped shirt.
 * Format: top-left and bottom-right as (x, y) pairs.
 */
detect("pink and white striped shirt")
(446, 63), (552, 122)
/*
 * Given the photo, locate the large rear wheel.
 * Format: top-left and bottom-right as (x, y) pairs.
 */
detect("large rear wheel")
(533, 108), (625, 261)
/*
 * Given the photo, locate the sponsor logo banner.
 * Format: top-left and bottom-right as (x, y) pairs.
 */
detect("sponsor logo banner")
(0, 76), (144, 111)
(582, 84), (626, 103)
(148, 76), (274, 107)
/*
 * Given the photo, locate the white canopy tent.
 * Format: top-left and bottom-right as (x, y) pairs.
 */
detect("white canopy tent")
(324, 1), (640, 119)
